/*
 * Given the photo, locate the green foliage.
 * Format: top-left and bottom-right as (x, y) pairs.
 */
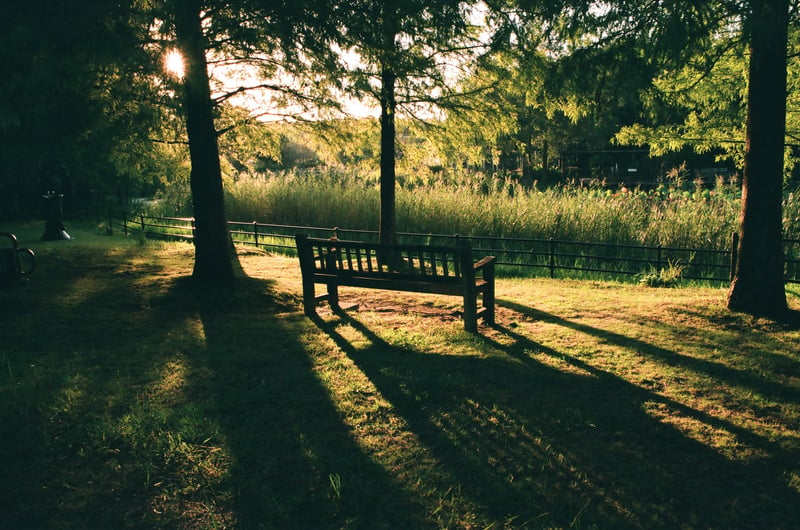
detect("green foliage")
(0, 0), (166, 217)
(442, 49), (588, 177)
(614, 34), (749, 169)
(217, 105), (284, 177)
(213, 117), (463, 181)
(292, 119), (381, 169)
(330, 0), (482, 110)
(615, 15), (800, 181)
(638, 260), (686, 288)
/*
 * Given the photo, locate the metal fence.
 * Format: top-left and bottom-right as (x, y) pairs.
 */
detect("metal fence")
(117, 214), (800, 285)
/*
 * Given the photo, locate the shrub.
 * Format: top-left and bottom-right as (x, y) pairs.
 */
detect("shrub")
(638, 260), (686, 288)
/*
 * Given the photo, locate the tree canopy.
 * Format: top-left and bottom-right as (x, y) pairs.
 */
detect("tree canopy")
(2, 0), (798, 314)
(0, 0), (165, 217)
(319, 0), (487, 243)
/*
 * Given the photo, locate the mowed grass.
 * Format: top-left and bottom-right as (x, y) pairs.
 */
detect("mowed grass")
(2, 222), (800, 529)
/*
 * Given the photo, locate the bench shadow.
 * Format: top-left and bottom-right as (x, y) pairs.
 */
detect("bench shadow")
(313, 305), (800, 528)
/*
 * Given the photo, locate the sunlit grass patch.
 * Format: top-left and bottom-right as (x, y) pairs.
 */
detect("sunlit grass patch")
(642, 400), (768, 461)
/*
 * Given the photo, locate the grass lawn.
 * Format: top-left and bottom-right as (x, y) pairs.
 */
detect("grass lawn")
(1, 222), (799, 529)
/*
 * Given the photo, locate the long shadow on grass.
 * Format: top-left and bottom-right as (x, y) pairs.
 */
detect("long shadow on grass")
(0, 244), (424, 529)
(316, 308), (800, 529)
(499, 299), (800, 406)
(184, 277), (429, 529)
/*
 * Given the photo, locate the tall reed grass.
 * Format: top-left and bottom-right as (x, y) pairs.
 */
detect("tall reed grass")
(224, 170), (380, 229)
(151, 169), (800, 251)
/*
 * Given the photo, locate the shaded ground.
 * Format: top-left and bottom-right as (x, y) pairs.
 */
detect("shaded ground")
(1, 229), (799, 528)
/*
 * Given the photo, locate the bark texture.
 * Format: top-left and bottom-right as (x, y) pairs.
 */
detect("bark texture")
(174, 0), (235, 284)
(727, 0), (789, 317)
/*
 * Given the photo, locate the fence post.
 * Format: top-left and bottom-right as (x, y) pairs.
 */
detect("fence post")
(140, 214), (146, 233)
(123, 213), (128, 236)
(190, 218), (196, 239)
(657, 244), (662, 271)
(253, 221), (259, 247)
(549, 237), (555, 278)
(730, 231), (740, 281)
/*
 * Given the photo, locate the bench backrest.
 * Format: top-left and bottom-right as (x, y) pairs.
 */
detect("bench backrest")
(296, 234), (475, 283)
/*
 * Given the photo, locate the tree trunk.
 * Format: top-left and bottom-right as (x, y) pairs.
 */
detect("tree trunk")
(727, 0), (789, 317)
(542, 140), (549, 175)
(174, 0), (235, 285)
(379, 64), (397, 245)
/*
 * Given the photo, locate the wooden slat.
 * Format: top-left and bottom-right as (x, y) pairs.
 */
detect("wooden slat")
(335, 244), (344, 270)
(345, 246), (354, 271)
(354, 246), (364, 272)
(366, 247), (375, 272)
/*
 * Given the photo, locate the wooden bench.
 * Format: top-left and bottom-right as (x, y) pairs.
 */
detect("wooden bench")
(295, 234), (496, 332)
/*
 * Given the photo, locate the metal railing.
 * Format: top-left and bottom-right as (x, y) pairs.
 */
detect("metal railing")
(117, 214), (800, 285)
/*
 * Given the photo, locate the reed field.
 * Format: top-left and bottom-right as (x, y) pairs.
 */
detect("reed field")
(148, 169), (800, 251)
(136, 170), (800, 284)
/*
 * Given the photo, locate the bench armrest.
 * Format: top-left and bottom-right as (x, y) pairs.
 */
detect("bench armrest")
(474, 255), (496, 270)
(1, 232), (18, 250)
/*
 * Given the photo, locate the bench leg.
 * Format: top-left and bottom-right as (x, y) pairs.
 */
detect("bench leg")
(482, 284), (495, 325)
(327, 283), (340, 311)
(463, 290), (478, 333)
(301, 276), (317, 317)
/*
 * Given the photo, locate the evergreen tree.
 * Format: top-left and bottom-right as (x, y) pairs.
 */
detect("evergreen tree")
(0, 0), (161, 217)
(155, 0), (330, 284)
(170, 0), (236, 284)
(529, 0), (793, 317)
(329, 0), (483, 243)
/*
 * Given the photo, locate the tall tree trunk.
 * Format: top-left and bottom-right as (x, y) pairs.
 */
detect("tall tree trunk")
(379, 64), (397, 245)
(174, 0), (235, 284)
(727, 0), (789, 317)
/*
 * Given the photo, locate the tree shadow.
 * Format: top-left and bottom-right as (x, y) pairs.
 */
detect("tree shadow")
(4, 241), (799, 528)
(168, 275), (430, 528)
(499, 298), (800, 406)
(0, 247), (425, 529)
(313, 305), (800, 528)
(0, 244), (204, 528)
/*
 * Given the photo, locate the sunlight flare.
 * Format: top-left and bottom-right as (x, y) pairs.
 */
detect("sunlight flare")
(164, 49), (185, 80)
